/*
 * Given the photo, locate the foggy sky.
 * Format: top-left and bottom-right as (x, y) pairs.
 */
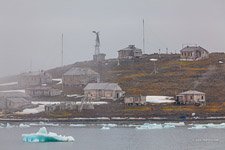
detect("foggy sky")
(0, 0), (225, 77)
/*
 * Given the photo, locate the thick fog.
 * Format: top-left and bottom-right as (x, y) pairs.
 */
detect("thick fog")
(0, 0), (224, 77)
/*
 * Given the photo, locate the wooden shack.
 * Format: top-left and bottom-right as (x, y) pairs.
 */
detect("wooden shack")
(0, 92), (32, 112)
(176, 90), (206, 105)
(180, 46), (209, 61)
(118, 45), (142, 59)
(124, 96), (146, 106)
(25, 86), (61, 97)
(18, 70), (52, 88)
(63, 67), (100, 87)
(84, 83), (124, 100)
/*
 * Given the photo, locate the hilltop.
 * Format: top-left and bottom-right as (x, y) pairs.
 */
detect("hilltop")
(47, 53), (225, 102)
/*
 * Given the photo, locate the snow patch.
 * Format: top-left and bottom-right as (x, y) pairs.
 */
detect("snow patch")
(0, 89), (25, 93)
(52, 78), (62, 85)
(146, 96), (175, 103)
(0, 82), (18, 86)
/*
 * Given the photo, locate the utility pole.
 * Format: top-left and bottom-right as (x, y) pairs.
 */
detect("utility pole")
(142, 19), (145, 54)
(61, 33), (64, 67)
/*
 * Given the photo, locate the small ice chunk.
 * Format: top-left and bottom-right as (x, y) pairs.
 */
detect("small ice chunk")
(101, 124), (117, 128)
(22, 127), (75, 142)
(164, 122), (185, 126)
(6, 123), (15, 128)
(101, 126), (110, 130)
(69, 124), (86, 127)
(19, 123), (30, 128)
(136, 123), (163, 130)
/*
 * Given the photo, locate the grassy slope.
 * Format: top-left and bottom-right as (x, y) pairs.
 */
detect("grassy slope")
(39, 53), (225, 118)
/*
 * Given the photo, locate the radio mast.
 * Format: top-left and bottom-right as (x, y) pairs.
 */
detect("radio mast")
(142, 19), (145, 54)
(61, 33), (64, 67)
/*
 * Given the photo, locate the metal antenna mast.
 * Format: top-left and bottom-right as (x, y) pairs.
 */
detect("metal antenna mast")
(142, 19), (145, 54)
(61, 33), (64, 67)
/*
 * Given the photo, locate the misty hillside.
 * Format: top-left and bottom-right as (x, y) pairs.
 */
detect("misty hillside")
(47, 53), (225, 101)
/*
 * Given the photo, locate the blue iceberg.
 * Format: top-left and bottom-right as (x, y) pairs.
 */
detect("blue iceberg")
(22, 127), (75, 142)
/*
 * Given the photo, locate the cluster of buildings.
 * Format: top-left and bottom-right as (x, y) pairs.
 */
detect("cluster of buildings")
(0, 41), (209, 113)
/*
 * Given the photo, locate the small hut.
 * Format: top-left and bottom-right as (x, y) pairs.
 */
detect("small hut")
(176, 90), (206, 105)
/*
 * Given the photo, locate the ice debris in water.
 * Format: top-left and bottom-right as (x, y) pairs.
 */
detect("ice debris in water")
(19, 123), (30, 128)
(101, 126), (110, 130)
(164, 122), (185, 126)
(6, 123), (15, 128)
(101, 124), (117, 128)
(29, 122), (59, 127)
(136, 123), (175, 130)
(22, 127), (75, 142)
(69, 124), (86, 127)
(189, 123), (225, 129)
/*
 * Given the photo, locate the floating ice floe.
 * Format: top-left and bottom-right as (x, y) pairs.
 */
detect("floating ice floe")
(136, 123), (176, 130)
(19, 123), (30, 128)
(69, 124), (86, 127)
(100, 124), (117, 128)
(6, 123), (15, 128)
(188, 123), (225, 129)
(164, 122), (185, 126)
(22, 127), (74, 143)
(29, 122), (59, 127)
(101, 126), (110, 130)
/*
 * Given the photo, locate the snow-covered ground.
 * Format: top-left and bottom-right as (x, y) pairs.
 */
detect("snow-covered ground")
(67, 94), (84, 98)
(52, 78), (62, 85)
(0, 82), (18, 86)
(16, 105), (45, 115)
(0, 89), (25, 93)
(75, 101), (108, 105)
(146, 96), (175, 103)
(16, 102), (60, 115)
(31, 101), (60, 105)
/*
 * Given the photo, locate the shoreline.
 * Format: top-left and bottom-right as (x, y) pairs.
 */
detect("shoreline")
(1, 116), (225, 124)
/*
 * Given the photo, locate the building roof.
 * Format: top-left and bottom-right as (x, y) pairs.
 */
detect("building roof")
(180, 46), (209, 53)
(118, 45), (142, 52)
(20, 71), (49, 76)
(64, 67), (99, 76)
(84, 83), (122, 91)
(179, 90), (205, 95)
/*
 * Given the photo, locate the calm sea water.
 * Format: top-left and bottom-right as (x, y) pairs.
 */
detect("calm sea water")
(0, 123), (225, 150)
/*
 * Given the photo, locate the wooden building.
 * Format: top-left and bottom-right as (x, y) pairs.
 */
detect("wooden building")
(176, 90), (206, 105)
(18, 71), (52, 88)
(118, 45), (142, 59)
(63, 67), (100, 87)
(124, 96), (146, 106)
(25, 86), (61, 97)
(0, 92), (31, 112)
(180, 46), (209, 61)
(84, 83), (124, 100)
(93, 53), (106, 62)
